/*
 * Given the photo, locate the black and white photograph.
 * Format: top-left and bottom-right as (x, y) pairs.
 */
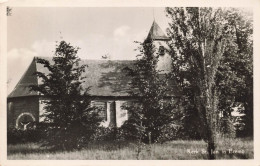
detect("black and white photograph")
(0, 0), (259, 164)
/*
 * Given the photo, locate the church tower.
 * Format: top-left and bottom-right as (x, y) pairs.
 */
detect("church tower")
(145, 21), (171, 74)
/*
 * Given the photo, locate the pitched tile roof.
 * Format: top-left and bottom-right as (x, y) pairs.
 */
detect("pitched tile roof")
(8, 57), (180, 98)
(8, 59), (39, 98)
(8, 57), (133, 98)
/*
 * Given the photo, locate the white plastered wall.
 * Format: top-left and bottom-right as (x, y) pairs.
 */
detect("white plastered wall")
(154, 40), (172, 74)
(100, 101), (111, 127)
(115, 100), (128, 127)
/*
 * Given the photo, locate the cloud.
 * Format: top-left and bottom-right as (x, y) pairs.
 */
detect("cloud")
(113, 25), (131, 38)
(7, 40), (56, 94)
(7, 39), (102, 95)
(31, 40), (56, 57)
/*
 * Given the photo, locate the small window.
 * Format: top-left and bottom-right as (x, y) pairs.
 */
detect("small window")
(92, 101), (107, 121)
(159, 46), (165, 55)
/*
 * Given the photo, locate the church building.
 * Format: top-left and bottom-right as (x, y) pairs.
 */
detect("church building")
(7, 21), (179, 130)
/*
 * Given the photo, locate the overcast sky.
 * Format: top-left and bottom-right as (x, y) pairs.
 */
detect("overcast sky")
(7, 7), (170, 94)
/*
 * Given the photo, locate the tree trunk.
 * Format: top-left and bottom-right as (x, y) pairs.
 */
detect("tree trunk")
(196, 91), (217, 159)
(207, 142), (216, 159)
(207, 132), (216, 159)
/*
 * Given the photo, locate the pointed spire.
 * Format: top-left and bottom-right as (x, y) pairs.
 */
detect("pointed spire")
(146, 21), (170, 41)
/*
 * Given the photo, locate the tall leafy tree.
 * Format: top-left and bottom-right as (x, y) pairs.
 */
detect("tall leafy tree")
(218, 8), (253, 137)
(31, 41), (102, 150)
(122, 40), (176, 143)
(166, 7), (236, 159)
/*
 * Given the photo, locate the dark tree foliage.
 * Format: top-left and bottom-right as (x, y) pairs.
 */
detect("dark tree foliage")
(166, 7), (253, 158)
(30, 41), (102, 150)
(216, 8), (253, 137)
(166, 7), (237, 159)
(122, 40), (177, 143)
(176, 98), (204, 140)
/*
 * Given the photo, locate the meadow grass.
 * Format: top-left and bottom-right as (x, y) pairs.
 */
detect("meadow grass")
(7, 138), (253, 160)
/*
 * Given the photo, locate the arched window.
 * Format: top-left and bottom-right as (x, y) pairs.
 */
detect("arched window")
(16, 113), (36, 130)
(8, 102), (13, 111)
(159, 46), (165, 55)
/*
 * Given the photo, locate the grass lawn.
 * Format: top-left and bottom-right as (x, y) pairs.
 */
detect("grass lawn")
(7, 138), (253, 160)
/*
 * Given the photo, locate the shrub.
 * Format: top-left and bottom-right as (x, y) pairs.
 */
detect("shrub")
(91, 127), (126, 142)
(7, 125), (43, 144)
(219, 117), (236, 138)
(155, 124), (181, 143)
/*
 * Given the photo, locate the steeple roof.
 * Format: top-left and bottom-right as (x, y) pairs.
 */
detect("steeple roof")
(146, 21), (170, 41)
